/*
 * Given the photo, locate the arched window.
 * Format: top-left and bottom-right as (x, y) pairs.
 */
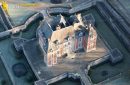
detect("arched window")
(89, 31), (93, 39)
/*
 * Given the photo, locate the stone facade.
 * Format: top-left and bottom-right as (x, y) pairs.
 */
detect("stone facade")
(38, 14), (97, 67)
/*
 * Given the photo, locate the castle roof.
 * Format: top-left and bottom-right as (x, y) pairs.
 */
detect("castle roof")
(37, 14), (95, 53)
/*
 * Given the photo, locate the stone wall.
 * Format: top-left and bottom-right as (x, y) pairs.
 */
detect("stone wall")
(0, 12), (42, 40)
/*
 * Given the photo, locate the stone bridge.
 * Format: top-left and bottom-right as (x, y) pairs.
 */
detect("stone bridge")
(0, 12), (43, 39)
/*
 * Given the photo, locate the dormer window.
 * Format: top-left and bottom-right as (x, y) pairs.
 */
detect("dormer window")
(89, 31), (93, 39)
(68, 42), (70, 45)
(64, 36), (69, 41)
(53, 40), (58, 45)
(50, 49), (53, 52)
(89, 24), (92, 28)
(72, 36), (75, 39)
(86, 25), (88, 29)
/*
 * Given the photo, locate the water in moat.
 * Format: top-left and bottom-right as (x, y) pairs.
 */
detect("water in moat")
(0, 19), (40, 85)
(1, 4), (130, 85)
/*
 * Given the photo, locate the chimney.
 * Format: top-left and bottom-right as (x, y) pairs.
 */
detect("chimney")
(89, 23), (92, 28)
(56, 25), (61, 30)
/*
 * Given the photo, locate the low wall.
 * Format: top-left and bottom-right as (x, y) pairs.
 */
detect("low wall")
(35, 72), (81, 85)
(87, 54), (109, 71)
(0, 12), (43, 40)
(46, 73), (68, 84)
(34, 51), (112, 85)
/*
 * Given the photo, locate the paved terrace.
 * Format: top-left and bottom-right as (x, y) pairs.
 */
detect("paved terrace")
(22, 34), (108, 85)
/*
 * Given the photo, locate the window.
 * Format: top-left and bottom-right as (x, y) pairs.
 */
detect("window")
(78, 38), (82, 48)
(57, 51), (59, 54)
(68, 42), (70, 45)
(64, 43), (66, 47)
(48, 55), (52, 66)
(93, 45), (95, 48)
(50, 49), (53, 52)
(79, 37), (82, 41)
(79, 43), (82, 48)
(88, 45), (90, 49)
(89, 31), (93, 39)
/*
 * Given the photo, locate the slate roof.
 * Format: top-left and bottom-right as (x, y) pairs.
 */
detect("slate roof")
(37, 14), (91, 53)
(67, 15), (79, 25)
(40, 21), (53, 38)
(83, 13), (95, 25)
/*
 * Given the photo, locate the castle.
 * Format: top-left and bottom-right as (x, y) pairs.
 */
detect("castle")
(37, 14), (97, 66)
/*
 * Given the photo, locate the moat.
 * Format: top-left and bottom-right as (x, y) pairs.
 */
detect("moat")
(0, 0), (130, 85)
(0, 7), (128, 85)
